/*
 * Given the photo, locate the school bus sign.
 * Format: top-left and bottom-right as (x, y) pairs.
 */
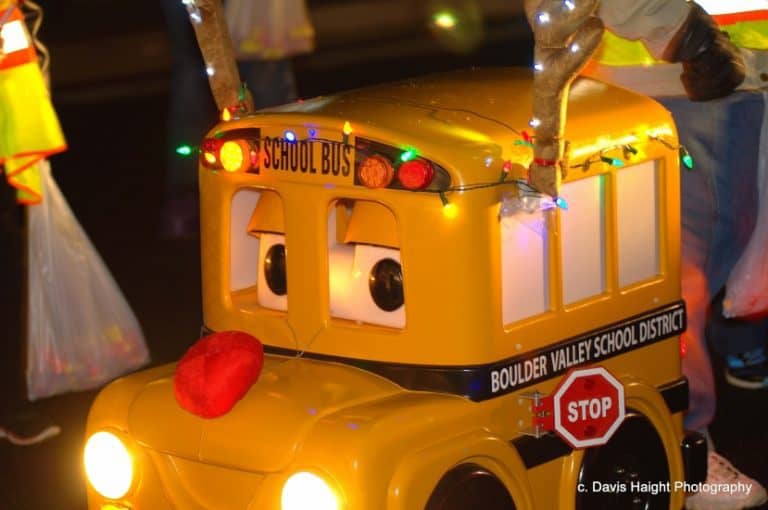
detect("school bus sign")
(548, 367), (626, 449)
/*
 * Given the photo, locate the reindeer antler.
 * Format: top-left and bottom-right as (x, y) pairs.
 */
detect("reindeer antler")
(184, 0), (253, 113)
(524, 0), (604, 197)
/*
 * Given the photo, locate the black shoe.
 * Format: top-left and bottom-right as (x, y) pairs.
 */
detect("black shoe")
(725, 348), (768, 389)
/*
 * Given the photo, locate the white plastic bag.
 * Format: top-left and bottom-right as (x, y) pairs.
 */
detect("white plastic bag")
(723, 90), (768, 318)
(26, 161), (149, 400)
(225, 0), (314, 60)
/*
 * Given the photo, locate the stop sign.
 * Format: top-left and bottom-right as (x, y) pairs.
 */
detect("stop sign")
(552, 367), (625, 449)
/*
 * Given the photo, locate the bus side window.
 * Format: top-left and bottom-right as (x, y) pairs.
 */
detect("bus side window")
(561, 175), (607, 304)
(230, 188), (287, 312)
(616, 161), (659, 286)
(501, 206), (550, 323)
(328, 200), (405, 328)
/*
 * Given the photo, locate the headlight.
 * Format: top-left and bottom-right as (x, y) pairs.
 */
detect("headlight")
(83, 431), (134, 499)
(282, 471), (341, 510)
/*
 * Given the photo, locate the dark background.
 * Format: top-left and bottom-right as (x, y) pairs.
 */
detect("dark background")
(0, 1), (765, 508)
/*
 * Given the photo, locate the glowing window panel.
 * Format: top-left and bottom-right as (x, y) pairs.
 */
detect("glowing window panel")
(617, 161), (659, 287)
(561, 175), (606, 304)
(501, 209), (549, 323)
(230, 189), (262, 291)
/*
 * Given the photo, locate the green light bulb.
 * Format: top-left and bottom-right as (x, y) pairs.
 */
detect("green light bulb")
(433, 11), (457, 29)
(401, 149), (416, 162)
(679, 147), (694, 170)
(176, 145), (193, 156)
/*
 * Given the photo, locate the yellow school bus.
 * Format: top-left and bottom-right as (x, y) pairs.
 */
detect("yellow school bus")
(84, 67), (706, 510)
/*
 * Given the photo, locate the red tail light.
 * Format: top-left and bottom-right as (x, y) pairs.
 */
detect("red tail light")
(353, 137), (450, 191)
(397, 159), (435, 190)
(201, 138), (224, 169)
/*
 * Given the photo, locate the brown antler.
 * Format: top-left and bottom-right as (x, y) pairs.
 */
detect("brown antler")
(524, 0), (604, 197)
(184, 0), (253, 113)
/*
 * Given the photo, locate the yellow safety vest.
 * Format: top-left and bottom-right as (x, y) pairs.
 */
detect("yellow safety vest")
(594, 2), (768, 67)
(0, 5), (66, 204)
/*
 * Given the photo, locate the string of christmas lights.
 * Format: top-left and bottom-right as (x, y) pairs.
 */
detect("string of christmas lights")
(175, 119), (692, 218)
(571, 136), (694, 172)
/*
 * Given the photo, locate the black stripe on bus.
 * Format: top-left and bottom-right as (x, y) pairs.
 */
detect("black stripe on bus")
(201, 301), (686, 402)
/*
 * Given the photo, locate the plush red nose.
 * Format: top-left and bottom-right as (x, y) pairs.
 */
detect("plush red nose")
(174, 331), (264, 418)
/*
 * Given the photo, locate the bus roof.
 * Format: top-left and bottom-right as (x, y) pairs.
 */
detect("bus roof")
(244, 67), (673, 183)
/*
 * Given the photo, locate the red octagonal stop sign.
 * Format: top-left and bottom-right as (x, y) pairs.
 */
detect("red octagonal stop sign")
(552, 367), (625, 449)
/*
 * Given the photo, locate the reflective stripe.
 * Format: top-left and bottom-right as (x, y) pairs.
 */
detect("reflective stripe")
(594, 31), (662, 66)
(696, 0), (768, 16)
(725, 20), (768, 50)
(0, 8), (36, 70)
(596, 6), (768, 66)
(713, 10), (768, 24)
(1, 20), (30, 53)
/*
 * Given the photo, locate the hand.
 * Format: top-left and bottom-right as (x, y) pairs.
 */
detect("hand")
(664, 3), (746, 101)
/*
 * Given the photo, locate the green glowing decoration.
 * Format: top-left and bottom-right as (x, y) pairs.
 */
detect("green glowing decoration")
(433, 11), (457, 29)
(176, 145), (193, 156)
(400, 148), (417, 162)
(680, 146), (694, 170)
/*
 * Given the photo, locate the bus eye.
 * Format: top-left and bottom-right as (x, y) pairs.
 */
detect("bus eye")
(264, 244), (287, 296)
(369, 258), (404, 311)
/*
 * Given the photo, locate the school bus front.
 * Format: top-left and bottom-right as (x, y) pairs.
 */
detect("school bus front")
(84, 68), (704, 510)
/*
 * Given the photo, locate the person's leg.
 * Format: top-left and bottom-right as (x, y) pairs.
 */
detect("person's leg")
(657, 94), (721, 431)
(658, 93), (767, 509)
(680, 260), (717, 431)
(699, 91), (768, 388)
(237, 59), (298, 110)
(161, 0), (218, 236)
(709, 290), (768, 388)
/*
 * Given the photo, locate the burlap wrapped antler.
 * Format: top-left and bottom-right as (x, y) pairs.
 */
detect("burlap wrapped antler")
(524, 0), (604, 197)
(184, 0), (253, 113)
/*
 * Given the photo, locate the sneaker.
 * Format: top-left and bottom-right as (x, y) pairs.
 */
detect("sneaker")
(725, 348), (768, 389)
(685, 452), (767, 510)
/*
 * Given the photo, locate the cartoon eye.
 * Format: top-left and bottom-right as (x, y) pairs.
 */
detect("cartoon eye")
(369, 258), (404, 311)
(258, 233), (288, 311)
(264, 243), (287, 296)
(329, 244), (405, 328)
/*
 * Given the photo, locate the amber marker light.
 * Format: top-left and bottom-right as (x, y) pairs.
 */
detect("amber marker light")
(358, 155), (394, 188)
(220, 140), (251, 173)
(84, 431), (134, 500)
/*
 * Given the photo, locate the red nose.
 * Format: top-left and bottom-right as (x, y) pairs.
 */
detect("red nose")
(174, 330), (264, 418)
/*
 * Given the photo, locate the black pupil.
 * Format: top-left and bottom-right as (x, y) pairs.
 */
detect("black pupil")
(264, 244), (287, 296)
(369, 258), (404, 312)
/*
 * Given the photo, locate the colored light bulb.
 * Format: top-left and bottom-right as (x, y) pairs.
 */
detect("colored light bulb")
(176, 145), (193, 156)
(433, 11), (457, 29)
(400, 149), (416, 162)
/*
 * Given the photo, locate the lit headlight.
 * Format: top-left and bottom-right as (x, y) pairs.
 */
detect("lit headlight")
(282, 471), (341, 510)
(83, 431), (134, 499)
